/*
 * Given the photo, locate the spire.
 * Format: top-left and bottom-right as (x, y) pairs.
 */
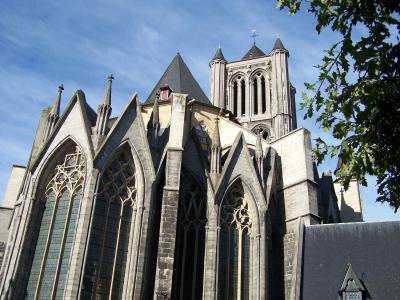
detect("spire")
(272, 37), (287, 51)
(50, 84), (64, 116)
(103, 74), (113, 106)
(212, 46), (226, 61)
(210, 117), (222, 177)
(94, 75), (113, 137)
(42, 84), (63, 142)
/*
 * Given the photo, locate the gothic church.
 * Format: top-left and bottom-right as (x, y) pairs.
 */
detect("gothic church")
(0, 39), (399, 300)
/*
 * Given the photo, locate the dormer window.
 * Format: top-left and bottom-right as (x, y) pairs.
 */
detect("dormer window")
(344, 291), (362, 300)
(339, 264), (366, 300)
(159, 85), (172, 100)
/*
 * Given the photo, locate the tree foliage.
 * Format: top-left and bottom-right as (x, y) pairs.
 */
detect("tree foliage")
(277, 0), (400, 210)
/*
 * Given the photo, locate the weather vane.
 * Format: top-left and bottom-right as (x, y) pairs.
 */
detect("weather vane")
(250, 29), (258, 44)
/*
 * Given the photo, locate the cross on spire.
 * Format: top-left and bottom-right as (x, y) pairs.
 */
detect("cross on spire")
(108, 74), (114, 82)
(250, 29), (258, 45)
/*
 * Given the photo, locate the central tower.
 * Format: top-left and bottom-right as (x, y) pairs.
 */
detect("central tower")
(210, 38), (297, 140)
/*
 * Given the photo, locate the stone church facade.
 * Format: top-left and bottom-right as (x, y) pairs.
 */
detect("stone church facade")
(0, 39), (399, 300)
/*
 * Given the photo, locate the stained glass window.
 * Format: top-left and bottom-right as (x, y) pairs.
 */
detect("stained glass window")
(218, 182), (252, 300)
(81, 149), (136, 299)
(173, 176), (206, 300)
(26, 146), (85, 299)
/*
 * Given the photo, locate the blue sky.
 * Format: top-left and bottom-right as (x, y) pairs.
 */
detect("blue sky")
(0, 0), (398, 221)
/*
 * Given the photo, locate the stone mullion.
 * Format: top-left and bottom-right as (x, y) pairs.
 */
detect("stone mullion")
(93, 198), (111, 298)
(190, 225), (200, 299)
(123, 206), (138, 299)
(179, 226), (189, 300)
(34, 190), (62, 300)
(237, 228), (243, 300)
(259, 216), (266, 300)
(50, 190), (76, 299)
(108, 202), (125, 299)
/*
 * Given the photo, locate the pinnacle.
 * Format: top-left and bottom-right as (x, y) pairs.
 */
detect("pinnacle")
(50, 84), (63, 116)
(102, 74), (113, 106)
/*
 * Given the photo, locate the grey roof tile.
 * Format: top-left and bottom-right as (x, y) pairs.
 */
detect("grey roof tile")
(144, 53), (210, 104)
(242, 44), (265, 60)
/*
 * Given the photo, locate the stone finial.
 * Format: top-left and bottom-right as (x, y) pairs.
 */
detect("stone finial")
(255, 131), (264, 181)
(212, 117), (221, 149)
(152, 97), (160, 126)
(256, 131), (263, 159)
(50, 84), (64, 116)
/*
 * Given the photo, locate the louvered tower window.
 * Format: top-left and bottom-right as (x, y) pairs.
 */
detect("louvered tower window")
(218, 182), (252, 300)
(173, 175), (206, 300)
(26, 146), (85, 299)
(81, 149), (136, 299)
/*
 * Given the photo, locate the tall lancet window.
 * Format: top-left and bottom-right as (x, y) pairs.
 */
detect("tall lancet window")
(261, 76), (266, 114)
(81, 148), (136, 299)
(218, 182), (252, 300)
(27, 146), (85, 299)
(233, 81), (238, 117)
(173, 175), (206, 300)
(253, 77), (258, 115)
(241, 79), (246, 116)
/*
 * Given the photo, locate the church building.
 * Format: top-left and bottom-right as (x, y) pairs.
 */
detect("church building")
(0, 39), (399, 300)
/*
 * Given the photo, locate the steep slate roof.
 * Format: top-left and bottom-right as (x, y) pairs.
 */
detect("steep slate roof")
(242, 43), (265, 60)
(144, 53), (210, 104)
(212, 47), (226, 61)
(272, 37), (286, 51)
(301, 221), (400, 300)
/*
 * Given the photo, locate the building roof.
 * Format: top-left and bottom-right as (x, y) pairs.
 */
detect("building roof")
(212, 46), (226, 61)
(242, 43), (265, 60)
(144, 53), (210, 104)
(301, 221), (400, 300)
(272, 38), (286, 51)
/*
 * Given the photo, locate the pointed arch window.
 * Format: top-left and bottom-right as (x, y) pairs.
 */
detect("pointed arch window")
(218, 182), (252, 300)
(233, 81), (238, 117)
(241, 79), (246, 116)
(26, 146), (85, 299)
(253, 77), (258, 115)
(173, 175), (207, 300)
(81, 148), (136, 299)
(261, 76), (266, 113)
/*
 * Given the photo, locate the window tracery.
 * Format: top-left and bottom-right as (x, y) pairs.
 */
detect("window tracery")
(173, 176), (206, 300)
(81, 149), (136, 300)
(218, 183), (252, 300)
(251, 124), (270, 141)
(27, 146), (85, 299)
